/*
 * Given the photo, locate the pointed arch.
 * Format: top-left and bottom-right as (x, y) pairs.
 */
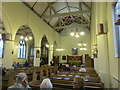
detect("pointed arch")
(15, 25), (35, 62)
(18, 40), (26, 58)
(40, 35), (49, 65)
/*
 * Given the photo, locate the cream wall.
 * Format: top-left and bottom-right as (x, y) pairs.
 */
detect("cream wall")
(107, 2), (119, 88)
(60, 28), (91, 63)
(1, 2), (60, 68)
(91, 2), (119, 88)
(90, 2), (99, 71)
(1, 1), (119, 88)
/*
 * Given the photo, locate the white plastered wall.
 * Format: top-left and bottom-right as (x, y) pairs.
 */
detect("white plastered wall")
(91, 2), (119, 88)
(107, 2), (119, 88)
(60, 28), (91, 63)
(1, 2), (60, 68)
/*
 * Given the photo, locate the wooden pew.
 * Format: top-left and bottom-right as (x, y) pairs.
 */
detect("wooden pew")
(58, 72), (98, 77)
(51, 75), (101, 83)
(2, 76), (15, 89)
(2, 65), (58, 89)
(51, 78), (104, 89)
(29, 65), (58, 84)
(59, 71), (96, 74)
(50, 68), (104, 89)
(26, 73), (33, 82)
(85, 82), (104, 88)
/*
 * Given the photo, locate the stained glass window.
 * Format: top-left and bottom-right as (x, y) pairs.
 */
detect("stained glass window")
(114, 0), (120, 57)
(18, 40), (26, 58)
(0, 34), (4, 58)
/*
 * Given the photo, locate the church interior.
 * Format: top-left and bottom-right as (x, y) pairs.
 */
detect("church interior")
(0, 0), (120, 89)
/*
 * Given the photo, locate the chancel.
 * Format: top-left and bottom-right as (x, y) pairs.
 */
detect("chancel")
(0, 0), (120, 90)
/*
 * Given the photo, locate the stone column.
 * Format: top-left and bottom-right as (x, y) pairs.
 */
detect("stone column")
(48, 44), (53, 65)
(33, 46), (40, 66)
(91, 2), (98, 48)
(96, 2), (110, 88)
(91, 2), (99, 71)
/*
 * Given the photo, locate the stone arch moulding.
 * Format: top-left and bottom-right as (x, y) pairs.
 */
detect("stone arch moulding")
(14, 24), (36, 41)
(40, 35), (50, 65)
(1, 11), (13, 41)
(2, 10), (12, 34)
(40, 35), (50, 46)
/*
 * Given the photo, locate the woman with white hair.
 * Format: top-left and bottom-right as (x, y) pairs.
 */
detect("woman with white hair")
(79, 65), (86, 72)
(40, 78), (53, 89)
(71, 65), (77, 71)
(7, 73), (31, 90)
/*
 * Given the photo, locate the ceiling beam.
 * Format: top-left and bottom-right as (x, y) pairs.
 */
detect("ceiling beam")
(79, 2), (82, 10)
(66, 2), (71, 12)
(43, 10), (91, 19)
(31, 0), (38, 10)
(41, 3), (53, 17)
(54, 24), (90, 29)
(50, 3), (57, 14)
(60, 17), (66, 26)
(80, 15), (90, 24)
(69, 6), (79, 9)
(81, 2), (91, 9)
(56, 6), (67, 13)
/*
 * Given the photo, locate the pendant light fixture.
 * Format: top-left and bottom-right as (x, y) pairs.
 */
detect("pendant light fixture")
(70, 28), (85, 38)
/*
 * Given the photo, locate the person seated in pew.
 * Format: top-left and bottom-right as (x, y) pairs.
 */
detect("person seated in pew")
(12, 62), (17, 68)
(63, 64), (70, 71)
(40, 59), (43, 66)
(7, 73), (31, 90)
(79, 65), (86, 72)
(71, 65), (77, 71)
(40, 78), (53, 90)
(73, 77), (85, 89)
(23, 61), (30, 67)
(16, 62), (20, 67)
(58, 64), (64, 72)
(50, 60), (55, 66)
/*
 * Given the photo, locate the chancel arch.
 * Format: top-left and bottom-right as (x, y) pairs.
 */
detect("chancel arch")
(53, 41), (59, 65)
(40, 35), (49, 65)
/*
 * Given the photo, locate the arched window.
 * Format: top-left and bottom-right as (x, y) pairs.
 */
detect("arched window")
(18, 40), (26, 58)
(114, 0), (120, 57)
(0, 34), (4, 58)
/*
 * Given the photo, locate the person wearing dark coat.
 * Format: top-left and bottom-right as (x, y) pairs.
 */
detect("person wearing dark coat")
(23, 61), (30, 67)
(50, 60), (55, 66)
(63, 65), (70, 71)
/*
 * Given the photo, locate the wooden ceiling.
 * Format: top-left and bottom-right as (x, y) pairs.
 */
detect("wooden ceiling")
(22, 1), (92, 34)
(16, 25), (33, 37)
